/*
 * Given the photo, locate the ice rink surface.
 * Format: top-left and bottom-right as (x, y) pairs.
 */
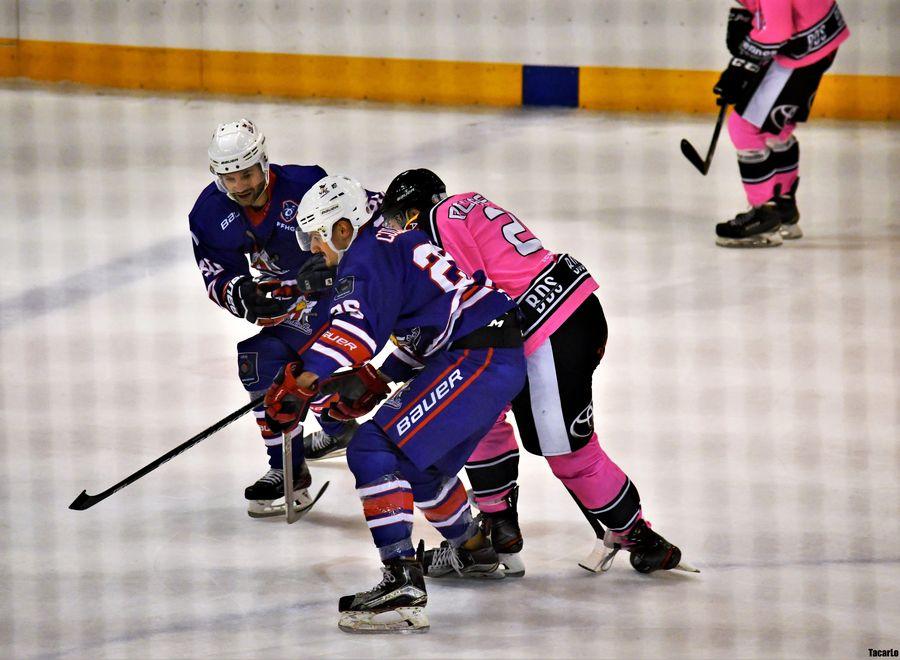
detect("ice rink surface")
(1, 83), (898, 659)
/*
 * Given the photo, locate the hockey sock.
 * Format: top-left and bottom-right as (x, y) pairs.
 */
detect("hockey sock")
(358, 473), (416, 561)
(415, 476), (477, 547)
(545, 436), (643, 534)
(465, 414), (519, 514)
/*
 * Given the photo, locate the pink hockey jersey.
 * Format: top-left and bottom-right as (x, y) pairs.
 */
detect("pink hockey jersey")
(420, 192), (598, 357)
(738, 0), (849, 68)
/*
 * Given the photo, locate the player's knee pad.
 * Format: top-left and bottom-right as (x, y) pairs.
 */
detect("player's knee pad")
(545, 436), (604, 480)
(728, 110), (767, 150)
(236, 333), (294, 391)
(346, 422), (401, 485)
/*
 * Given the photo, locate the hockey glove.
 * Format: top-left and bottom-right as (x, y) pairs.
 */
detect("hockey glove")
(726, 7), (754, 56)
(311, 364), (391, 422)
(264, 362), (318, 433)
(223, 276), (301, 326)
(713, 56), (764, 106)
(294, 252), (337, 295)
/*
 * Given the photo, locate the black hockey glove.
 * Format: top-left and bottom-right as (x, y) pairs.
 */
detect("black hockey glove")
(726, 7), (754, 56)
(223, 275), (296, 326)
(294, 252), (337, 295)
(713, 56), (764, 106)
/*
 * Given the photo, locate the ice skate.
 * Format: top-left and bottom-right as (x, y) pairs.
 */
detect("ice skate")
(245, 463), (315, 519)
(776, 180), (802, 239)
(716, 202), (784, 248)
(338, 556), (429, 634)
(600, 519), (699, 574)
(302, 419), (358, 461)
(479, 486), (525, 577)
(422, 537), (506, 579)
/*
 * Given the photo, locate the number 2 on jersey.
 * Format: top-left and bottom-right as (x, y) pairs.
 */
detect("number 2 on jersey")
(413, 243), (474, 293)
(484, 207), (543, 256)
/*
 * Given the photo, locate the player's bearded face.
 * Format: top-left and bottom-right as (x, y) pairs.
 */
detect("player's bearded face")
(221, 165), (267, 207)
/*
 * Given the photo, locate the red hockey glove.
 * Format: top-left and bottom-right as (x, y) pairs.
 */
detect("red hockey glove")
(311, 364), (391, 422)
(263, 362), (318, 433)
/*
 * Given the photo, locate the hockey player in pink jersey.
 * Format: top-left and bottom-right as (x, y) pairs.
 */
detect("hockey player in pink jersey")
(380, 169), (697, 577)
(713, 0), (849, 247)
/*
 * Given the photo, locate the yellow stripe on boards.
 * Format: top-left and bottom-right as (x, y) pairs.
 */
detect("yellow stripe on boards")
(580, 65), (899, 121)
(3, 40), (897, 120)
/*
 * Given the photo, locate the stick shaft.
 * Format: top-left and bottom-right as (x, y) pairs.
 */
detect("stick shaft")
(69, 395), (264, 510)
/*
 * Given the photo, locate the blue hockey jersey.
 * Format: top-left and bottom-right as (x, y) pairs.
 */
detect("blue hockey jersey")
(188, 163), (327, 313)
(302, 222), (517, 382)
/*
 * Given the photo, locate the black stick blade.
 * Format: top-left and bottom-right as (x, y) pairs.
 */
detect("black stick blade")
(680, 139), (709, 175)
(69, 490), (95, 510)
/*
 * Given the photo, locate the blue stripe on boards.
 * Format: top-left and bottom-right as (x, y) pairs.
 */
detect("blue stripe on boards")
(522, 65), (579, 107)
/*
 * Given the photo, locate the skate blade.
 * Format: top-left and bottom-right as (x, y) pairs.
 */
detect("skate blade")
(673, 560), (701, 573)
(247, 483), (328, 520)
(498, 553), (525, 578)
(338, 607), (429, 634)
(715, 231), (783, 248)
(578, 539), (616, 573)
(305, 448), (347, 462)
(779, 224), (803, 239)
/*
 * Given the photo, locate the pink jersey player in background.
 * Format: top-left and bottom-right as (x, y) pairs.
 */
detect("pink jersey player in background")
(380, 169), (698, 577)
(713, 0), (849, 247)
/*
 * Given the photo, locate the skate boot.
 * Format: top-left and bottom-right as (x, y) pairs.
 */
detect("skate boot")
(776, 179), (801, 239)
(602, 519), (699, 574)
(244, 462), (312, 519)
(303, 419), (358, 461)
(479, 486), (525, 577)
(338, 555), (429, 634)
(422, 535), (506, 579)
(716, 201), (784, 248)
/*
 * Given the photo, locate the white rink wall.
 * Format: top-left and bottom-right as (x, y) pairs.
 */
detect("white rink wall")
(3, 0), (895, 75)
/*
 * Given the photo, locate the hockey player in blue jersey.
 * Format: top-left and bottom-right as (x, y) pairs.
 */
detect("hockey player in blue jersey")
(261, 175), (527, 633)
(189, 119), (363, 518)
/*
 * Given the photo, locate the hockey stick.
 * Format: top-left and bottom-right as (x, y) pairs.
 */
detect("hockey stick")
(680, 103), (728, 175)
(69, 395), (264, 510)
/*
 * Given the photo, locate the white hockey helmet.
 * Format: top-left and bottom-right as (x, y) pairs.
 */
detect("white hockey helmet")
(208, 119), (269, 194)
(296, 175), (369, 257)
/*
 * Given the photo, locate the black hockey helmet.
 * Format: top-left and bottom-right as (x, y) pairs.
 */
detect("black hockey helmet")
(381, 169), (446, 230)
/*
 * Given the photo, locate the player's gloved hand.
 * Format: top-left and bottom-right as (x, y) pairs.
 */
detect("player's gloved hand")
(311, 364), (391, 422)
(294, 252), (337, 295)
(264, 362), (318, 433)
(713, 56), (764, 106)
(726, 7), (754, 56)
(224, 275), (299, 326)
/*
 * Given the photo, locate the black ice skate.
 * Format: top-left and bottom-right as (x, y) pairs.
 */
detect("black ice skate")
(479, 485), (525, 577)
(302, 419), (358, 461)
(422, 537), (506, 579)
(338, 556), (429, 634)
(716, 202), (784, 248)
(245, 462), (316, 519)
(600, 519), (699, 574)
(775, 179), (802, 239)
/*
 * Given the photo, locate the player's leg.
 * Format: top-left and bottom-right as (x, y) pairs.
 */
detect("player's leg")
(375, 346), (527, 580)
(515, 295), (692, 573)
(339, 421), (428, 634)
(237, 331), (312, 517)
(463, 410), (525, 575)
(717, 55), (835, 247)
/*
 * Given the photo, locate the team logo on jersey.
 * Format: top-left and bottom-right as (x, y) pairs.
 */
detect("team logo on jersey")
(334, 276), (356, 300)
(281, 200), (298, 223)
(237, 352), (259, 386)
(568, 401), (594, 438)
(770, 104), (799, 130)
